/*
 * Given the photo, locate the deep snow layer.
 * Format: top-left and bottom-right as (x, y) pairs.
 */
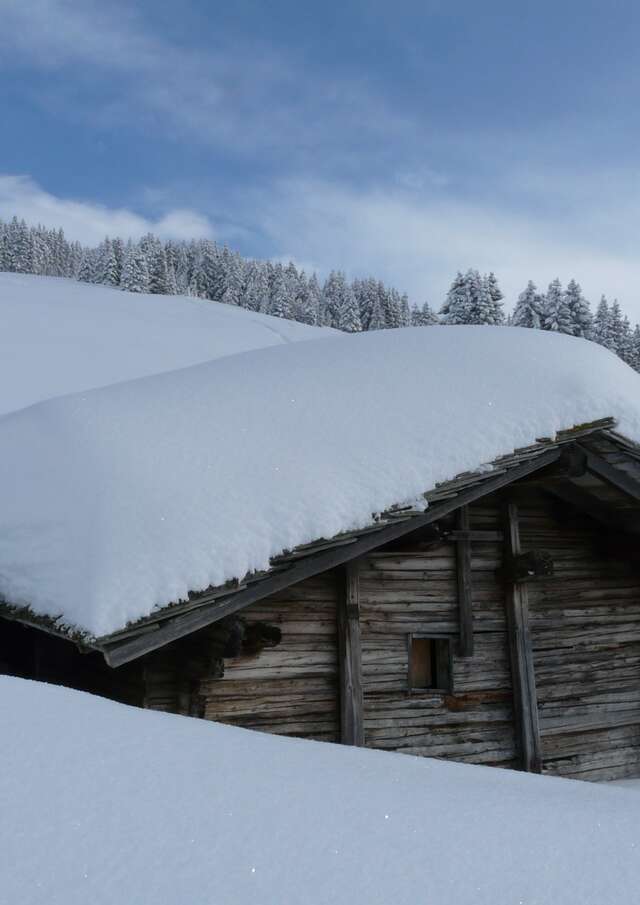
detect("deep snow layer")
(0, 272), (334, 415)
(1, 677), (640, 905)
(2, 326), (640, 636)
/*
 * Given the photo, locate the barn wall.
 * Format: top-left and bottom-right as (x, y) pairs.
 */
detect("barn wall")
(359, 504), (518, 768)
(518, 490), (640, 781)
(198, 573), (340, 742)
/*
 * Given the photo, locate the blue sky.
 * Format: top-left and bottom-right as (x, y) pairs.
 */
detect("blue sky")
(2, 0), (640, 316)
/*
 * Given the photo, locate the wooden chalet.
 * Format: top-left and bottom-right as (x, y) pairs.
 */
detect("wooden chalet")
(3, 417), (640, 782)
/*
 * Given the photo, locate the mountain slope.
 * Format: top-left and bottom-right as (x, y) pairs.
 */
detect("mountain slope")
(0, 272), (335, 415)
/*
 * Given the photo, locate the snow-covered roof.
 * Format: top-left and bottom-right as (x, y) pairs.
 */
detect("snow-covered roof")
(3, 676), (640, 905)
(0, 272), (334, 415)
(1, 316), (640, 639)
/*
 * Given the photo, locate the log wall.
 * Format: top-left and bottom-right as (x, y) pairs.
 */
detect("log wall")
(518, 490), (640, 781)
(359, 506), (518, 768)
(198, 573), (340, 742)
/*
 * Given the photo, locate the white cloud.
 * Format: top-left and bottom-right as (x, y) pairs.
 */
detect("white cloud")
(0, 0), (397, 161)
(253, 179), (640, 321)
(0, 175), (214, 244)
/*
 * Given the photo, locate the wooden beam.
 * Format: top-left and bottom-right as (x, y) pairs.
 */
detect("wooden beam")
(503, 501), (542, 773)
(455, 506), (474, 657)
(337, 562), (364, 746)
(576, 445), (640, 502)
(100, 447), (564, 667)
(542, 479), (640, 534)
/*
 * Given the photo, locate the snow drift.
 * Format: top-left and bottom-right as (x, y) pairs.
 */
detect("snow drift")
(1, 676), (639, 905)
(0, 272), (335, 415)
(1, 324), (640, 637)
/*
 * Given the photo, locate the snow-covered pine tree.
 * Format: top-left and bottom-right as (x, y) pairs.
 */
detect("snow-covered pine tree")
(322, 271), (350, 328)
(399, 293), (411, 328)
(512, 280), (543, 328)
(410, 301), (439, 326)
(632, 325), (640, 372)
(306, 273), (323, 325)
(440, 270), (472, 324)
(268, 263), (295, 319)
(149, 241), (173, 295)
(368, 292), (387, 330)
(384, 287), (402, 328)
(295, 270), (318, 325)
(218, 250), (244, 306)
(608, 300), (625, 355)
(78, 247), (100, 283)
(564, 279), (592, 338)
(592, 295), (611, 348)
(241, 260), (267, 312)
(0, 220), (7, 271)
(618, 316), (635, 366)
(6, 217), (34, 273)
(97, 239), (120, 286)
(120, 240), (150, 293)
(484, 271), (505, 324)
(541, 278), (572, 333)
(421, 301), (439, 325)
(353, 278), (376, 330)
(336, 284), (362, 332)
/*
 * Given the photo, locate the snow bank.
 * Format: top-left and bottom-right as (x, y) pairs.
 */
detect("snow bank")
(1, 677), (639, 905)
(2, 325), (640, 636)
(0, 272), (334, 415)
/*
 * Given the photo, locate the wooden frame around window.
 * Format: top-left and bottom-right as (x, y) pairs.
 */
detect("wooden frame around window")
(407, 633), (453, 693)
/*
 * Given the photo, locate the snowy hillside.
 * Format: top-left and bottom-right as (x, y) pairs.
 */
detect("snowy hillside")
(1, 324), (640, 637)
(1, 677), (639, 905)
(0, 273), (335, 415)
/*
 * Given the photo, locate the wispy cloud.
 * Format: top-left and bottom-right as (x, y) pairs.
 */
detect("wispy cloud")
(250, 177), (640, 320)
(0, 175), (215, 244)
(0, 0), (402, 165)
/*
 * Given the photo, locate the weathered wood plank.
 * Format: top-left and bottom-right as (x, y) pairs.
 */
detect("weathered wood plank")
(456, 506), (474, 657)
(503, 501), (542, 773)
(337, 562), (364, 746)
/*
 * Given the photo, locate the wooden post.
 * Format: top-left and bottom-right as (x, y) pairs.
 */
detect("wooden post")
(455, 506), (474, 657)
(337, 562), (364, 746)
(503, 502), (542, 773)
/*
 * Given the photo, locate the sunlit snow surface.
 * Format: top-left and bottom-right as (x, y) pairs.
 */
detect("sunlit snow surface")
(1, 275), (640, 636)
(0, 272), (335, 415)
(1, 677), (639, 905)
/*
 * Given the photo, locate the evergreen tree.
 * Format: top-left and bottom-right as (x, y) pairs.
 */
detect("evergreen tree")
(608, 300), (625, 354)
(368, 293), (387, 330)
(440, 271), (467, 324)
(295, 271), (318, 325)
(384, 286), (402, 328)
(512, 280), (544, 329)
(97, 239), (120, 286)
(541, 279), (572, 333)
(399, 293), (411, 328)
(632, 325), (640, 371)
(565, 279), (592, 338)
(120, 241), (150, 293)
(306, 273), (323, 325)
(336, 284), (362, 332)
(618, 315), (635, 366)
(242, 260), (269, 312)
(268, 264), (294, 319)
(483, 271), (505, 324)
(592, 295), (612, 348)
(321, 271), (350, 328)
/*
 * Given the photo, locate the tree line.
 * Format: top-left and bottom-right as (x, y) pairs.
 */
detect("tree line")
(1, 215), (639, 371)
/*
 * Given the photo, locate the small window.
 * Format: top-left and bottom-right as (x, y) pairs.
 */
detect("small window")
(409, 636), (452, 692)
